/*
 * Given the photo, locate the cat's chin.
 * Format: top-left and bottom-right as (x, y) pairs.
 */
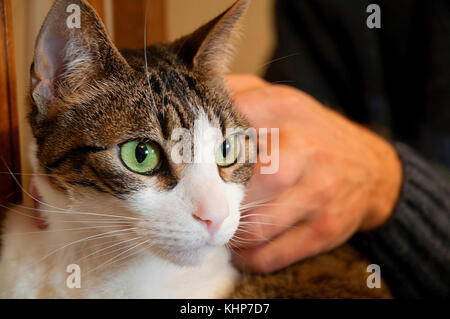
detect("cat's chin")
(164, 244), (219, 266)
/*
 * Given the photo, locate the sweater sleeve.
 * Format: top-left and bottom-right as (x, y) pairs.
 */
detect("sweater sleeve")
(350, 142), (450, 298)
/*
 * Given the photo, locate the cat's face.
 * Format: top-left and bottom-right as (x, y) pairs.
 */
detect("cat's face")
(29, 0), (252, 265)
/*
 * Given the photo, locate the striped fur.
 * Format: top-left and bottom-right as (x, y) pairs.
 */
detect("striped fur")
(29, 0), (253, 199)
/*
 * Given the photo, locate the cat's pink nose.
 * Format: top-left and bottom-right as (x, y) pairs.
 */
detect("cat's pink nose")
(192, 203), (229, 235)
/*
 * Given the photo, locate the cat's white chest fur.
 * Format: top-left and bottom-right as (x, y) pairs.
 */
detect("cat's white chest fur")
(0, 211), (238, 298)
(95, 247), (238, 298)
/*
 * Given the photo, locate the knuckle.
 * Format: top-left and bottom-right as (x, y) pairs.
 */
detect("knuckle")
(273, 169), (298, 190)
(318, 179), (338, 202)
(238, 220), (267, 243)
(315, 215), (339, 240)
(248, 252), (275, 273)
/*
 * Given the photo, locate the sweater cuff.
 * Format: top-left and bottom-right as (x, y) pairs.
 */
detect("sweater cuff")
(350, 142), (450, 298)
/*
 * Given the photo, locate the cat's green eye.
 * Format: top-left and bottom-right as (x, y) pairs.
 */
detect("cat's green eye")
(120, 140), (161, 174)
(216, 135), (240, 168)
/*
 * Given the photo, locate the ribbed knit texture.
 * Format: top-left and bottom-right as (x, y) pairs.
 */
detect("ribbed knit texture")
(351, 143), (450, 298)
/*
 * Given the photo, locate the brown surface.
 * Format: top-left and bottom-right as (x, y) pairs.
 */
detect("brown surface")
(231, 244), (393, 299)
(113, 0), (166, 49)
(0, 0), (21, 216)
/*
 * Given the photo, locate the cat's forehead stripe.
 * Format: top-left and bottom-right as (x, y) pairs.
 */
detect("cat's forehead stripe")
(46, 145), (106, 170)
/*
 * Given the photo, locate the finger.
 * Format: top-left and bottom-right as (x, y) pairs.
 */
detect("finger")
(225, 74), (267, 94)
(236, 184), (320, 249)
(237, 157), (320, 249)
(232, 221), (324, 273)
(243, 144), (309, 206)
(243, 164), (286, 204)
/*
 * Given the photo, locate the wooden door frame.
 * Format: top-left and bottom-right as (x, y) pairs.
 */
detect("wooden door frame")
(113, 0), (166, 49)
(0, 0), (21, 214)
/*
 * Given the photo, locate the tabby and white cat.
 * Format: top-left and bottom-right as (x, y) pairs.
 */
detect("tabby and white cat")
(1, 0), (394, 299)
(0, 0), (253, 298)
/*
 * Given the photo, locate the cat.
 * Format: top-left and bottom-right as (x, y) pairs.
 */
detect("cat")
(0, 0), (391, 298)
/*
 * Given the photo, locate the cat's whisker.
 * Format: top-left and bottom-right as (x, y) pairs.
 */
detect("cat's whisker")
(269, 80), (296, 85)
(234, 227), (266, 238)
(240, 202), (299, 212)
(233, 225), (283, 247)
(2, 224), (130, 237)
(236, 220), (301, 244)
(237, 222), (301, 242)
(230, 237), (260, 245)
(84, 237), (133, 251)
(225, 241), (235, 250)
(50, 220), (133, 225)
(238, 220), (297, 229)
(3, 163), (74, 213)
(35, 227), (138, 265)
(227, 240), (246, 251)
(13, 203), (142, 221)
(225, 242), (245, 260)
(225, 242), (235, 249)
(232, 230), (270, 242)
(99, 240), (155, 276)
(0, 203), (46, 222)
(77, 236), (142, 263)
(238, 213), (294, 235)
(239, 213), (277, 219)
(2, 163), (142, 222)
(87, 239), (150, 275)
(239, 195), (278, 210)
(1, 204), (128, 228)
(255, 52), (300, 73)
(143, 0), (157, 111)
(43, 228), (138, 251)
(1, 203), (136, 226)
(39, 229), (138, 261)
(83, 241), (152, 286)
(0, 171), (54, 177)
(229, 235), (280, 255)
(85, 238), (143, 262)
(240, 201), (272, 210)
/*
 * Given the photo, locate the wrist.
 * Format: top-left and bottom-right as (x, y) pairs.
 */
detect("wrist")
(361, 136), (403, 231)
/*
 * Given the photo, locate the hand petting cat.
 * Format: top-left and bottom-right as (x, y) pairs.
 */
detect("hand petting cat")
(226, 74), (403, 273)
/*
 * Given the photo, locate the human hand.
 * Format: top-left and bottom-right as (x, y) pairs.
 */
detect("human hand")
(226, 74), (402, 273)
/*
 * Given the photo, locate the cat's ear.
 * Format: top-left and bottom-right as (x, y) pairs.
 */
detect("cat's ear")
(31, 0), (128, 113)
(170, 0), (250, 75)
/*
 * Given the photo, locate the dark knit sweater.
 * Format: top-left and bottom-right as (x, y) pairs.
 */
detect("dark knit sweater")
(265, 0), (450, 298)
(352, 143), (450, 298)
